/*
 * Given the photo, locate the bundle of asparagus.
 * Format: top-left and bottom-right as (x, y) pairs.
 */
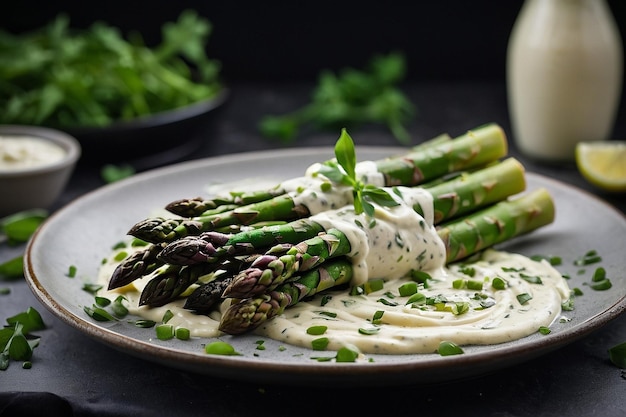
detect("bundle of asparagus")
(106, 123), (555, 336)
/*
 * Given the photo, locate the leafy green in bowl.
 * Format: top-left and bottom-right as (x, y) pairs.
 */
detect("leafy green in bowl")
(0, 10), (226, 165)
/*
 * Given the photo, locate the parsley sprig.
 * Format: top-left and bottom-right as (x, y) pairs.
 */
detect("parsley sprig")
(318, 129), (399, 216)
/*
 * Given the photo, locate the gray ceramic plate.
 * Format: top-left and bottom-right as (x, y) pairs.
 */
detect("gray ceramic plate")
(24, 147), (626, 387)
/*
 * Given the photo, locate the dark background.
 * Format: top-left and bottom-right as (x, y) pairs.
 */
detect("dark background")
(2, 1), (625, 83)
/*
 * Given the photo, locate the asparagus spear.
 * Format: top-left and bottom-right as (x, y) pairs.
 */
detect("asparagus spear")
(108, 243), (166, 290)
(128, 123), (507, 244)
(218, 258), (354, 335)
(129, 157), (527, 301)
(165, 133), (453, 218)
(221, 229), (349, 298)
(156, 157), (525, 267)
(217, 188), (555, 334)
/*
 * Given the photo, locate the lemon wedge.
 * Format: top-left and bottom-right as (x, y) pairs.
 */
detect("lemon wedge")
(575, 141), (626, 193)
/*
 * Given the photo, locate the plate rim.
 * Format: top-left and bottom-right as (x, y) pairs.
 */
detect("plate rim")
(24, 146), (626, 386)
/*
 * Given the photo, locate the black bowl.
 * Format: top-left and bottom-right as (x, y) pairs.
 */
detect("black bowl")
(65, 88), (229, 168)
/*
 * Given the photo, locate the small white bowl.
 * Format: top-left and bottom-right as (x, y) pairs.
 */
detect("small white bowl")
(0, 125), (81, 217)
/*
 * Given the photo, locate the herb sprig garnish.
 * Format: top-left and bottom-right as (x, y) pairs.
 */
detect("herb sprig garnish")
(318, 129), (399, 216)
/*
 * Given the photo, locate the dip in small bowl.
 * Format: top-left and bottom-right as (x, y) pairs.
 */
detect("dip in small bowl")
(0, 125), (81, 216)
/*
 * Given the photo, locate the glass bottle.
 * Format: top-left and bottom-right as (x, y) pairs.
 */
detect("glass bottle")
(507, 0), (623, 162)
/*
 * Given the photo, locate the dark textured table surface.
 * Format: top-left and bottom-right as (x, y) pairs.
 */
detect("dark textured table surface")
(1, 81), (625, 417)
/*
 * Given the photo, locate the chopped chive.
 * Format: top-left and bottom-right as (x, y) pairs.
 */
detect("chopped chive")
(162, 310), (174, 323)
(574, 250), (602, 266)
(175, 327), (190, 340)
(311, 337), (330, 351)
(586, 279), (612, 291)
(84, 306), (117, 322)
(336, 346), (359, 362)
(155, 324), (174, 340)
(437, 341), (464, 356)
(406, 292), (426, 305)
(398, 281), (418, 296)
(517, 293), (532, 305)
(363, 278), (384, 294)
(358, 327), (380, 335)
(466, 279), (483, 291)
(592, 267), (606, 282)
(205, 341), (239, 355)
(0, 287), (10, 295)
(539, 326), (551, 335)
(82, 283), (102, 294)
(372, 310), (384, 324)
(67, 265), (77, 278)
(113, 251), (128, 262)
(135, 319), (156, 328)
(491, 277), (506, 290)
(608, 342), (626, 368)
(306, 325), (328, 335)
(94, 296), (111, 307)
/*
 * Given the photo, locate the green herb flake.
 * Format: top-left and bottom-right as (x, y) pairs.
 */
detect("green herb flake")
(358, 327), (380, 335)
(608, 342), (626, 368)
(67, 265), (77, 278)
(205, 341), (240, 356)
(539, 326), (551, 335)
(94, 296), (111, 307)
(82, 283), (103, 294)
(311, 337), (330, 351)
(155, 324), (175, 340)
(175, 327), (191, 341)
(84, 306), (117, 322)
(0, 288), (10, 295)
(398, 281), (418, 296)
(162, 310), (174, 324)
(306, 325), (328, 336)
(437, 341), (464, 356)
(517, 293), (533, 305)
(372, 310), (384, 324)
(135, 320), (156, 328)
(574, 250), (602, 266)
(491, 277), (507, 290)
(0, 209), (48, 244)
(0, 256), (25, 280)
(336, 346), (359, 362)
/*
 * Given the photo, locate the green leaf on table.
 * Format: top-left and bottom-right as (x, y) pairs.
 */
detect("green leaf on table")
(0, 256), (25, 280)
(1, 307), (46, 370)
(0, 209), (48, 245)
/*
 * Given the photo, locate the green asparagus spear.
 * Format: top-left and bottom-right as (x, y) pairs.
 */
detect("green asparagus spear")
(129, 194), (311, 244)
(108, 243), (166, 290)
(128, 123), (507, 244)
(156, 157), (525, 267)
(218, 258), (353, 335)
(138, 261), (229, 307)
(217, 188), (555, 334)
(132, 156), (527, 303)
(439, 187), (555, 263)
(157, 219), (326, 265)
(166, 133), (453, 218)
(221, 229), (350, 298)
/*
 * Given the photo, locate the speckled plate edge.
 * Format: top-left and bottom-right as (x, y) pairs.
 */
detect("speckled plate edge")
(24, 147), (626, 387)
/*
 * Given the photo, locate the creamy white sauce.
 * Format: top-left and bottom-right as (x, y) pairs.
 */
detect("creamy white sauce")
(98, 162), (571, 355)
(0, 135), (66, 171)
(309, 186), (444, 285)
(99, 248), (570, 354)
